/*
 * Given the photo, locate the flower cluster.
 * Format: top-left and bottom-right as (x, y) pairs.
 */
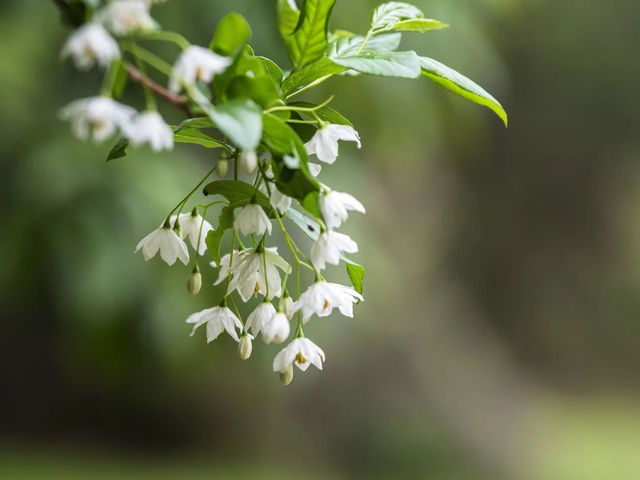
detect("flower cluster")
(55, 0), (506, 384)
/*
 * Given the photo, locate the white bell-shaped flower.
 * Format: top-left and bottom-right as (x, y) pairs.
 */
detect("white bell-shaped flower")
(319, 190), (366, 230)
(233, 203), (272, 236)
(281, 293), (295, 320)
(97, 0), (157, 36)
(239, 150), (258, 174)
(270, 188), (292, 214)
(125, 111), (174, 152)
(61, 23), (120, 71)
(186, 305), (243, 342)
(59, 96), (135, 143)
(171, 211), (213, 255)
(135, 225), (189, 266)
(211, 250), (241, 285)
(245, 302), (277, 336)
(169, 46), (231, 93)
(261, 312), (290, 344)
(294, 281), (363, 323)
(273, 337), (325, 373)
(304, 124), (361, 164)
(238, 333), (254, 360)
(311, 231), (358, 270)
(227, 247), (291, 302)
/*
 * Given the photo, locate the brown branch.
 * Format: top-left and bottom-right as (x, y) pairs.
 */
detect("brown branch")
(125, 63), (195, 117)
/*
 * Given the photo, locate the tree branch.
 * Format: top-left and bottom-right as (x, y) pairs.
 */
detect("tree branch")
(125, 64), (195, 117)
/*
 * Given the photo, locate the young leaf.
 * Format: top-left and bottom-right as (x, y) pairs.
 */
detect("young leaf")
(332, 50), (421, 78)
(106, 136), (129, 161)
(346, 262), (365, 294)
(281, 57), (347, 98)
(277, 0), (301, 38)
(283, 0), (337, 68)
(289, 102), (353, 126)
(371, 2), (423, 30)
(173, 127), (231, 150)
(389, 18), (448, 33)
(257, 56), (284, 85)
(419, 56), (508, 126)
(210, 12), (252, 56)
(327, 32), (402, 58)
(227, 76), (282, 109)
(207, 99), (263, 151)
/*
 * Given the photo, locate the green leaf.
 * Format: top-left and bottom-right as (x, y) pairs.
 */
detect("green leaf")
(210, 12), (251, 56)
(111, 60), (128, 98)
(262, 112), (305, 155)
(371, 2), (423, 30)
(346, 262), (365, 294)
(207, 99), (263, 151)
(277, 0), (301, 38)
(227, 76), (282, 109)
(205, 204), (236, 264)
(285, 208), (364, 292)
(281, 57), (346, 98)
(106, 137), (129, 161)
(419, 56), (508, 126)
(173, 127), (231, 149)
(327, 32), (402, 58)
(289, 102), (353, 126)
(257, 56), (284, 85)
(175, 117), (216, 130)
(203, 180), (272, 213)
(332, 50), (421, 78)
(389, 18), (448, 33)
(283, 0), (337, 68)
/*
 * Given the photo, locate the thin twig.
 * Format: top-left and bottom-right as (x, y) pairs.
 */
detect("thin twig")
(125, 63), (194, 116)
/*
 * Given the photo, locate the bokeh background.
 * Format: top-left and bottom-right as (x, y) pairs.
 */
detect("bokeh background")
(1, 0), (640, 479)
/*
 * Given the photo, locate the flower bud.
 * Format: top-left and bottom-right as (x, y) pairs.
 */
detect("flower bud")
(187, 266), (202, 295)
(238, 334), (253, 360)
(239, 150), (257, 174)
(217, 158), (229, 177)
(282, 294), (295, 321)
(279, 365), (294, 386)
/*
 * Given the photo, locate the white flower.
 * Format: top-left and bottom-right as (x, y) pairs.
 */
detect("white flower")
(282, 293), (295, 320)
(211, 250), (240, 285)
(319, 190), (366, 230)
(59, 96), (135, 143)
(169, 46), (231, 93)
(245, 302), (277, 336)
(61, 23), (119, 71)
(125, 111), (174, 152)
(227, 247), (291, 302)
(273, 338), (325, 373)
(311, 231), (358, 270)
(270, 188), (292, 214)
(304, 124), (361, 164)
(135, 225), (189, 265)
(97, 0), (157, 36)
(233, 204), (272, 236)
(294, 281), (363, 323)
(171, 212), (213, 255)
(186, 305), (243, 342)
(262, 312), (290, 344)
(238, 333), (253, 360)
(239, 150), (257, 174)
(308, 162), (322, 177)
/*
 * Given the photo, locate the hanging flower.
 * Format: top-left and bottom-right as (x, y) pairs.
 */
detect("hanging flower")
(97, 0), (157, 36)
(61, 23), (120, 71)
(311, 231), (358, 270)
(273, 338), (325, 374)
(59, 96), (135, 143)
(261, 312), (290, 344)
(245, 302), (277, 336)
(169, 45), (231, 93)
(238, 333), (254, 360)
(135, 224), (189, 266)
(186, 305), (243, 342)
(171, 211), (213, 255)
(211, 250), (241, 285)
(294, 281), (363, 323)
(125, 111), (174, 152)
(226, 247), (291, 302)
(233, 203), (272, 236)
(239, 150), (258, 174)
(319, 190), (366, 230)
(270, 187), (292, 214)
(304, 124), (361, 164)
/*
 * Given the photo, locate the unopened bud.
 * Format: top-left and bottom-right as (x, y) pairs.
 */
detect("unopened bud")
(282, 294), (295, 320)
(187, 266), (202, 295)
(279, 365), (294, 386)
(217, 158), (229, 177)
(238, 334), (253, 360)
(239, 150), (257, 174)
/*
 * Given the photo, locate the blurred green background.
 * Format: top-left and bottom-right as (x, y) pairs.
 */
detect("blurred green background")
(1, 0), (640, 479)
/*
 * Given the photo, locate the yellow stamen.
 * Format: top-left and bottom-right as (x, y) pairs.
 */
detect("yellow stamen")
(295, 353), (307, 364)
